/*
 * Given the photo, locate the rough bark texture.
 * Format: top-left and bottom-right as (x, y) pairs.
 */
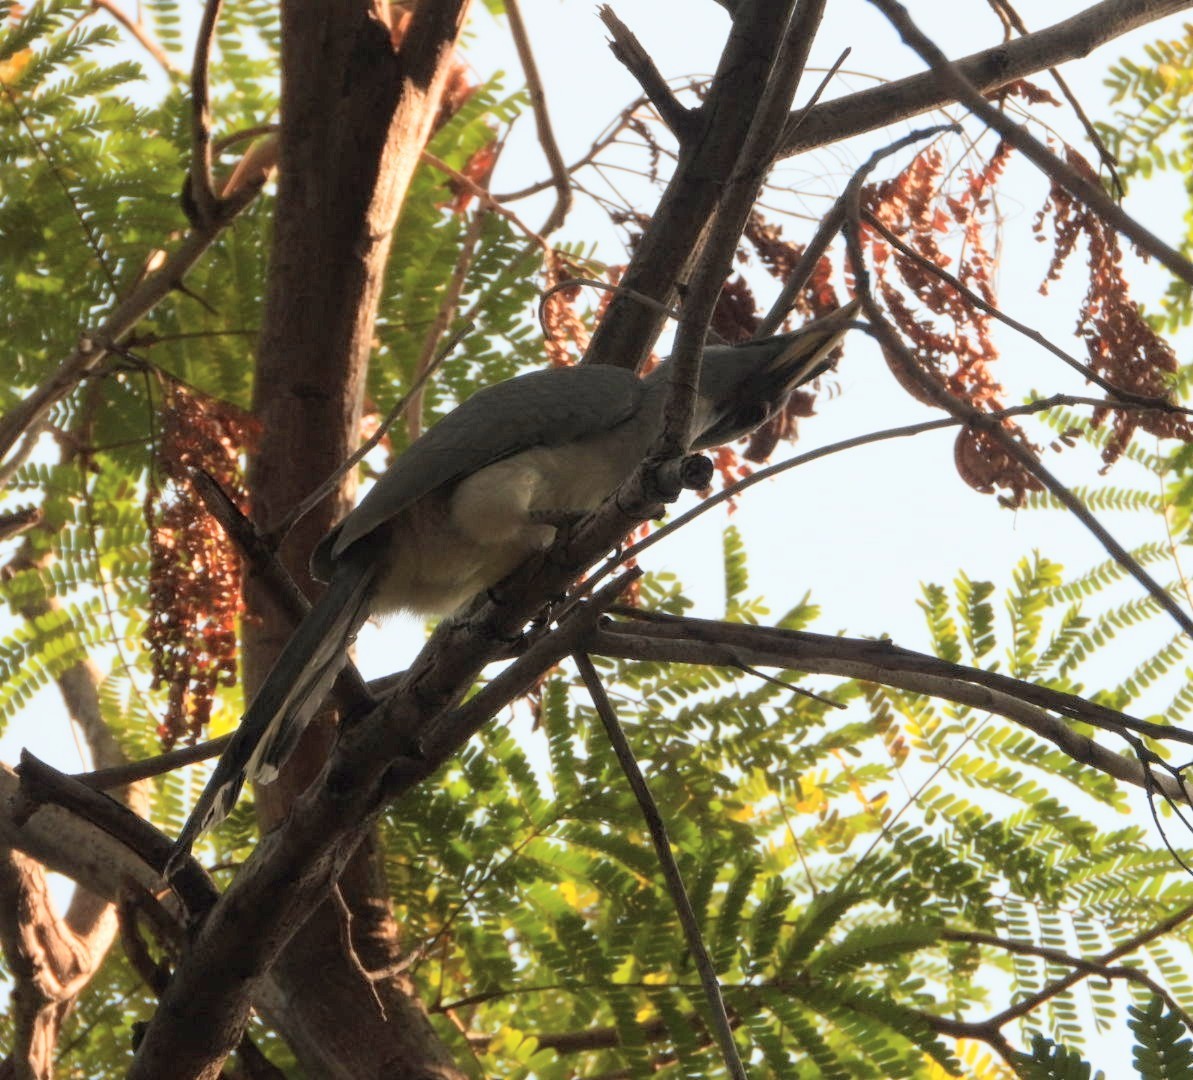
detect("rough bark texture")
(0, 546), (150, 1078)
(584, 1), (799, 375)
(0, 852), (115, 1080)
(130, 1), (472, 1077)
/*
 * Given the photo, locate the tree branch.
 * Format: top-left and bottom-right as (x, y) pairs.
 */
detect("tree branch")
(0, 850), (112, 1080)
(868, 0), (1193, 286)
(944, 927), (1193, 1036)
(779, 0), (1193, 157)
(187, 0), (225, 226)
(654, 0), (816, 466)
(860, 208), (1193, 413)
(583, 0), (810, 373)
(841, 134), (1193, 639)
(598, 6), (694, 140)
(574, 651), (746, 1080)
(505, 0), (572, 236)
(90, 0), (184, 77)
(590, 616), (1193, 800)
(0, 180), (263, 470)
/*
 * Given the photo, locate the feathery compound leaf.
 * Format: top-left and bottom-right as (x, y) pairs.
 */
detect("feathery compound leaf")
(1129, 995), (1193, 1080)
(1015, 1034), (1104, 1080)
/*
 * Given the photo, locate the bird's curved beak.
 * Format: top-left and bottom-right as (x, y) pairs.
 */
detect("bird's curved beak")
(765, 296), (862, 391)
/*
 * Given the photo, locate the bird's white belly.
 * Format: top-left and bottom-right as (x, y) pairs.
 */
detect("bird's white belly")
(371, 433), (644, 615)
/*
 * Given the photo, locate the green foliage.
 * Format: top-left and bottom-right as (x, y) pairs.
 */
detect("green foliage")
(360, 532), (1193, 1077)
(4, 4), (1193, 1078)
(1100, 25), (1193, 329)
(1129, 995), (1193, 1080)
(1015, 1034), (1104, 1080)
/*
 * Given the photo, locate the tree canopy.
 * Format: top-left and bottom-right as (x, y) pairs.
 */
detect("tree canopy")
(3, 1), (1193, 1078)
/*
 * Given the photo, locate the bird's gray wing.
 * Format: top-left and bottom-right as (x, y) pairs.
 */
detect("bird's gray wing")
(324, 365), (645, 564)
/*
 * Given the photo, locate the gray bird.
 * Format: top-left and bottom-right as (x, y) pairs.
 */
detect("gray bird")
(166, 302), (858, 873)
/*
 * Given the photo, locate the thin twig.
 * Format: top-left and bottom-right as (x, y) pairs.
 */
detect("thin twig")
(266, 320), (473, 546)
(731, 659), (845, 709)
(0, 507), (42, 544)
(331, 885), (387, 1019)
(421, 152), (548, 249)
(868, 0), (1193, 287)
(74, 734), (232, 790)
(569, 391), (1192, 620)
(861, 208), (1193, 414)
(505, 0), (572, 237)
(188, 0), (224, 225)
(406, 208), (486, 440)
(494, 95), (649, 202)
(944, 928), (1193, 1035)
(987, 900), (1193, 1028)
(213, 123), (279, 155)
(775, 45), (850, 149)
(598, 6), (694, 140)
(573, 652), (747, 1080)
(843, 135), (1193, 639)
(538, 278), (728, 347)
(541, 278), (675, 337)
(754, 196), (849, 338)
(90, 0), (183, 75)
(987, 0), (1123, 197)
(188, 469), (375, 714)
(751, 53), (877, 339)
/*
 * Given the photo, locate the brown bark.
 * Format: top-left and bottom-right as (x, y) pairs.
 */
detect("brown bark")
(779, 0), (1193, 156)
(131, 1), (472, 1077)
(0, 546), (150, 1078)
(583, 1), (800, 374)
(0, 852), (115, 1080)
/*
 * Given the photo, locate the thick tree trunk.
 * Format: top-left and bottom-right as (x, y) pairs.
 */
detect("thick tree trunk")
(130, 1), (472, 1077)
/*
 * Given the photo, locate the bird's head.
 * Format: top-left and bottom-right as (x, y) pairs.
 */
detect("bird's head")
(683, 299), (860, 450)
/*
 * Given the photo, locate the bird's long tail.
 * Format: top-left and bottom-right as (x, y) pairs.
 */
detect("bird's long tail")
(165, 561), (378, 878)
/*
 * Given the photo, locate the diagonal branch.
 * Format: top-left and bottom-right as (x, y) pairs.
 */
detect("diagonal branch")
(598, 6), (694, 140)
(188, 0), (225, 225)
(90, 0), (185, 77)
(590, 616), (1193, 801)
(986, 0), (1123, 195)
(0, 179), (263, 471)
(944, 927), (1193, 1036)
(779, 0), (1193, 157)
(860, 208), (1193, 413)
(867, 0), (1193, 286)
(841, 134), (1193, 640)
(505, 0), (572, 236)
(985, 900), (1193, 1029)
(574, 652), (746, 1080)
(0, 850), (114, 1080)
(583, 0), (811, 373)
(656, 0), (817, 464)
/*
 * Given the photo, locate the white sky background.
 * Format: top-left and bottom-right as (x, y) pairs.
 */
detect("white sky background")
(4, 0), (1193, 1069)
